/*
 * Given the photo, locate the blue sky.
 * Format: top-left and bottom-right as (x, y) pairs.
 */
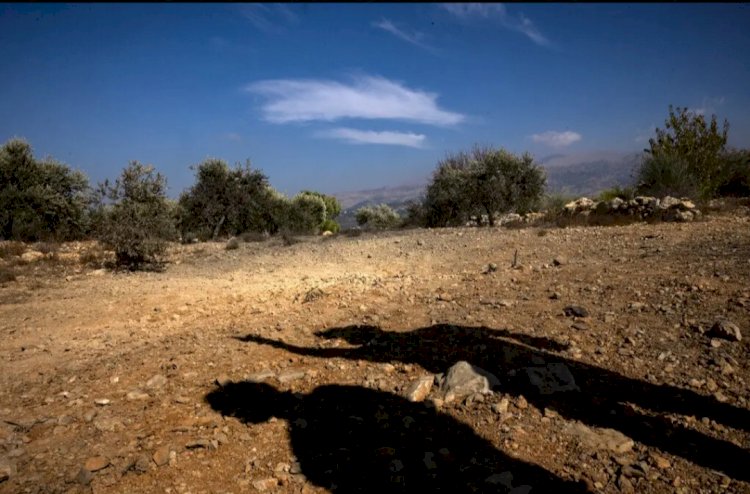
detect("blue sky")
(1, 3), (749, 197)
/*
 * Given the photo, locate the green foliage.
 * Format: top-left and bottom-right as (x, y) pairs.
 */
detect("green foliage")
(597, 185), (635, 202)
(714, 148), (750, 197)
(639, 105), (729, 198)
(0, 138), (92, 241)
(355, 204), (401, 230)
(422, 146), (546, 227)
(280, 193), (327, 234)
(300, 190), (342, 220)
(96, 161), (176, 269)
(320, 218), (340, 234)
(635, 154), (700, 199)
(540, 193), (576, 216)
(178, 159), (280, 240)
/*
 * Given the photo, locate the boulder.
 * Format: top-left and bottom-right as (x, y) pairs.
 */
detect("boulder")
(441, 361), (499, 402)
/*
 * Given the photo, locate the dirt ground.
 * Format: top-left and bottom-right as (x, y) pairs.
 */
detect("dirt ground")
(1, 211), (749, 494)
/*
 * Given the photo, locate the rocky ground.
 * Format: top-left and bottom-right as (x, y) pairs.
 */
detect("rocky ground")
(1, 209), (749, 494)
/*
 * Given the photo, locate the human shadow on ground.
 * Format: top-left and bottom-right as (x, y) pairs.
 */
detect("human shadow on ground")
(239, 324), (750, 482)
(206, 381), (590, 493)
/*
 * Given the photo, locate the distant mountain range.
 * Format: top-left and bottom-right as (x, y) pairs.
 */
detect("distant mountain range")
(333, 151), (644, 228)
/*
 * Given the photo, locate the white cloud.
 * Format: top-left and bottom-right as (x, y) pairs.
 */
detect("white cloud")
(318, 128), (426, 148)
(441, 3), (550, 47)
(372, 18), (432, 51)
(245, 75), (464, 126)
(688, 96), (726, 117)
(531, 130), (582, 148)
(239, 4), (298, 33)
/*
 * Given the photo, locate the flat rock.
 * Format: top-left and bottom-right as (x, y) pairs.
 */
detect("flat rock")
(709, 319), (742, 342)
(277, 370), (306, 383)
(253, 477), (279, 491)
(146, 374), (168, 389)
(525, 363), (580, 395)
(0, 459), (13, 483)
(405, 375), (434, 402)
(441, 361), (499, 402)
(153, 446), (171, 466)
(126, 390), (150, 401)
(246, 370), (276, 382)
(84, 456), (109, 472)
(566, 422), (635, 454)
(563, 305), (589, 318)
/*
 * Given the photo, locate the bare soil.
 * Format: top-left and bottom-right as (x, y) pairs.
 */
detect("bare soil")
(1, 212), (749, 494)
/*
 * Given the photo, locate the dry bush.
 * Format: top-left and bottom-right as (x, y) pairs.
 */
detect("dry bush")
(0, 266), (16, 284)
(33, 241), (60, 255)
(0, 241), (26, 259)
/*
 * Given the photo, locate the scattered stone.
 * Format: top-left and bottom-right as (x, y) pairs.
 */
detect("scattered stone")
(134, 454), (151, 473)
(146, 374), (168, 389)
(126, 390), (149, 401)
(709, 319), (742, 342)
(215, 375), (232, 387)
(484, 263), (498, 274)
(94, 398), (111, 406)
(252, 477), (279, 491)
(0, 460), (13, 483)
(246, 370), (275, 382)
(405, 375), (434, 402)
(571, 322), (588, 331)
(563, 305), (589, 318)
(516, 395), (528, 410)
(525, 363), (580, 394)
(84, 456), (109, 472)
(437, 293), (453, 302)
(20, 251), (44, 263)
(552, 256), (567, 266)
(441, 361), (499, 402)
(225, 237), (240, 250)
(650, 453), (671, 470)
(566, 422), (635, 454)
(153, 446), (171, 466)
(277, 370), (306, 383)
(76, 467), (93, 485)
(492, 397), (510, 415)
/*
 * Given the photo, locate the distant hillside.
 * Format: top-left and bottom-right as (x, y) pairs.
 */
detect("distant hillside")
(332, 151), (644, 228)
(542, 151), (642, 197)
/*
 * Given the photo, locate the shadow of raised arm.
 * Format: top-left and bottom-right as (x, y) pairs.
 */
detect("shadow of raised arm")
(235, 333), (363, 360)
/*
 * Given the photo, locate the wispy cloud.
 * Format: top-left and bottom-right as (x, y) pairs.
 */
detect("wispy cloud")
(689, 96), (726, 117)
(441, 3), (551, 47)
(318, 128), (426, 148)
(372, 18), (434, 51)
(239, 4), (298, 33)
(245, 75), (464, 126)
(531, 130), (582, 148)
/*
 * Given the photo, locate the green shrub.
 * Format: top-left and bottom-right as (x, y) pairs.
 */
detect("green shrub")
(714, 149), (750, 197)
(638, 105), (729, 198)
(178, 158), (281, 239)
(635, 154), (700, 199)
(320, 218), (340, 234)
(0, 138), (92, 241)
(597, 186), (635, 202)
(355, 204), (401, 230)
(421, 146), (546, 227)
(96, 161), (177, 269)
(280, 193), (327, 234)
